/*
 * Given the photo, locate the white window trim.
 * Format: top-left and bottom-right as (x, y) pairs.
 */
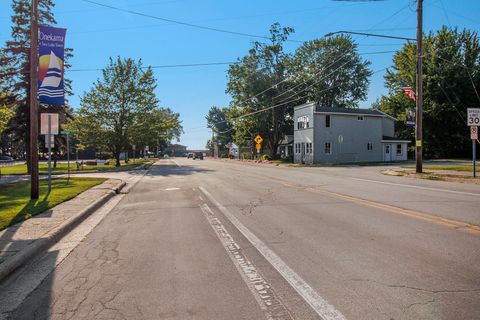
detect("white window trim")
(325, 142), (332, 155)
(396, 144), (403, 155)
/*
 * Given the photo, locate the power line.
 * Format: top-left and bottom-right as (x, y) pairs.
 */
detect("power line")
(80, 0), (305, 43)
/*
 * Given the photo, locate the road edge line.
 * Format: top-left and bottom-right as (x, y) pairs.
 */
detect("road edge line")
(199, 186), (347, 320)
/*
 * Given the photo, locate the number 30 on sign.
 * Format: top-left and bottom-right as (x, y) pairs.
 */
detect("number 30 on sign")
(467, 108), (480, 126)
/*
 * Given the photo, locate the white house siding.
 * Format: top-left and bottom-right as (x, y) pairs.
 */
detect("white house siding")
(293, 104), (315, 164)
(313, 113), (384, 163)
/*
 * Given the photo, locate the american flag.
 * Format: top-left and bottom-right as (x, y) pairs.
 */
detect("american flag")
(400, 80), (416, 101)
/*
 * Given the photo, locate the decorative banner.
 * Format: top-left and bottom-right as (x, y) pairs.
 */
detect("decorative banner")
(406, 109), (415, 127)
(38, 26), (67, 105)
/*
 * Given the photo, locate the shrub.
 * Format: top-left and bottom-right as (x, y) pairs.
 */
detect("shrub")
(261, 154), (271, 161)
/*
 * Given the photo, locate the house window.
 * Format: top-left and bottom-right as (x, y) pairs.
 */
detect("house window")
(367, 143), (373, 151)
(396, 144), (402, 155)
(297, 115), (310, 129)
(357, 115), (364, 121)
(325, 115), (331, 128)
(295, 143), (301, 154)
(324, 142), (332, 154)
(306, 143), (313, 154)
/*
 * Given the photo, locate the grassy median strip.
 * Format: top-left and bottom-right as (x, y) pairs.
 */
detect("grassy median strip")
(0, 159), (153, 175)
(0, 178), (107, 230)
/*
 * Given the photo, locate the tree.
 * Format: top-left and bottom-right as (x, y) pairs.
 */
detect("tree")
(226, 23), (295, 158)
(205, 106), (234, 154)
(287, 35), (372, 108)
(75, 57), (165, 166)
(0, 0), (73, 165)
(129, 107), (183, 156)
(0, 93), (14, 136)
(376, 27), (480, 158)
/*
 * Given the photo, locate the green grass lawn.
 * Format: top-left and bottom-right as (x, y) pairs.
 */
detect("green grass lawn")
(0, 177), (106, 230)
(402, 165), (473, 172)
(0, 158), (153, 175)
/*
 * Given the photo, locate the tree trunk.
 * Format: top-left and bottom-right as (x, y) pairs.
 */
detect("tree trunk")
(114, 150), (121, 167)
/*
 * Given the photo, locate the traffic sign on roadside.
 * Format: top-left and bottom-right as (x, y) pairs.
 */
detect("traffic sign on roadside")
(467, 108), (480, 126)
(254, 135), (263, 144)
(256, 143), (261, 151)
(471, 126), (478, 140)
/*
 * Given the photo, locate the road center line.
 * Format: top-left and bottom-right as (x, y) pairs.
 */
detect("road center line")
(199, 186), (347, 320)
(221, 167), (480, 234)
(351, 178), (480, 197)
(170, 159), (182, 167)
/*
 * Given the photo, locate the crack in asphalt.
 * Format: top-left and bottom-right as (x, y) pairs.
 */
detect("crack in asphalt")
(349, 278), (480, 294)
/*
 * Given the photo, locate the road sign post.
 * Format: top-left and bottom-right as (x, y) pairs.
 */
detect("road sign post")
(471, 126), (478, 178)
(254, 135), (262, 159)
(61, 130), (75, 183)
(468, 110), (479, 178)
(47, 115), (52, 192)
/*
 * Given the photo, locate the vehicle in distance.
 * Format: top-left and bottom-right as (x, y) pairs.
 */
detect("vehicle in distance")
(0, 155), (14, 161)
(193, 152), (203, 160)
(187, 153), (193, 159)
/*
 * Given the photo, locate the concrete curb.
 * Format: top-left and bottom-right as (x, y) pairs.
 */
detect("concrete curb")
(0, 179), (126, 283)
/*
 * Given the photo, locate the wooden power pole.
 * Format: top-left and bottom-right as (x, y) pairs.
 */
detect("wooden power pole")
(30, 0), (39, 199)
(415, 0), (423, 173)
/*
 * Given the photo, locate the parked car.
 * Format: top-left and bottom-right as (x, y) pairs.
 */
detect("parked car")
(187, 153), (193, 159)
(0, 155), (14, 161)
(193, 152), (203, 160)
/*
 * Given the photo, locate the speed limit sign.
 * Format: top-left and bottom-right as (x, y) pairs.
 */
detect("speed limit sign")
(467, 108), (480, 126)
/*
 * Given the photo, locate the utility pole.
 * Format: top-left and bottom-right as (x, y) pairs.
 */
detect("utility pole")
(29, 0), (39, 199)
(415, 0), (423, 173)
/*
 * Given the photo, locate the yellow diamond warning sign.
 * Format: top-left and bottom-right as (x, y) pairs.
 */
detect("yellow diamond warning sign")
(254, 135), (263, 144)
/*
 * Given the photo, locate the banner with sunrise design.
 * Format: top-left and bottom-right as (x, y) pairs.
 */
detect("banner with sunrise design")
(38, 26), (67, 106)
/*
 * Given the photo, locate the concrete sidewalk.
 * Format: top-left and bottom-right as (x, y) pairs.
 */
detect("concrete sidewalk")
(0, 179), (126, 282)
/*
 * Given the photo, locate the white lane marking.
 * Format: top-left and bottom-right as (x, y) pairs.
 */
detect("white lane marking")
(351, 178), (480, 197)
(200, 203), (292, 320)
(165, 187), (180, 191)
(199, 186), (346, 320)
(171, 159), (181, 167)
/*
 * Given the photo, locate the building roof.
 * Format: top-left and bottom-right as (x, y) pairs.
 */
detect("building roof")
(315, 106), (384, 116)
(382, 136), (411, 143)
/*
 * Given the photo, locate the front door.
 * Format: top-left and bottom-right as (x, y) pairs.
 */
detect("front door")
(384, 144), (391, 161)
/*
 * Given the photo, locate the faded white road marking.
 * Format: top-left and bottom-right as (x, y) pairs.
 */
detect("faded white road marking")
(171, 159), (181, 167)
(200, 203), (293, 320)
(199, 186), (346, 320)
(351, 178), (480, 197)
(165, 187), (180, 191)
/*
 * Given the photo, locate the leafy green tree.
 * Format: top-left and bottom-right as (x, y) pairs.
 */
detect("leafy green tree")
(205, 106), (234, 154)
(288, 35), (372, 108)
(129, 107), (183, 156)
(226, 23), (295, 158)
(75, 57), (159, 166)
(376, 27), (480, 158)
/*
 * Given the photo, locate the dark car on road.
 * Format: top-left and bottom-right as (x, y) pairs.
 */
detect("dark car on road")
(187, 153), (193, 159)
(193, 152), (203, 160)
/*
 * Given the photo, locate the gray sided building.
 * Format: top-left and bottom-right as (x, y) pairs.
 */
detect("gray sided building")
(293, 102), (409, 164)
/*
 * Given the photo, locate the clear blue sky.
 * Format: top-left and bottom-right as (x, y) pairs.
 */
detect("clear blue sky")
(1, 0), (479, 149)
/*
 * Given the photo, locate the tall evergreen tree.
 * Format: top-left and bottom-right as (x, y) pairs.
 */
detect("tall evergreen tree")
(0, 0), (73, 164)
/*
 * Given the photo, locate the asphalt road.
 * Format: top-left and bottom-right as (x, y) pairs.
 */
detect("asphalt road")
(5, 158), (480, 320)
